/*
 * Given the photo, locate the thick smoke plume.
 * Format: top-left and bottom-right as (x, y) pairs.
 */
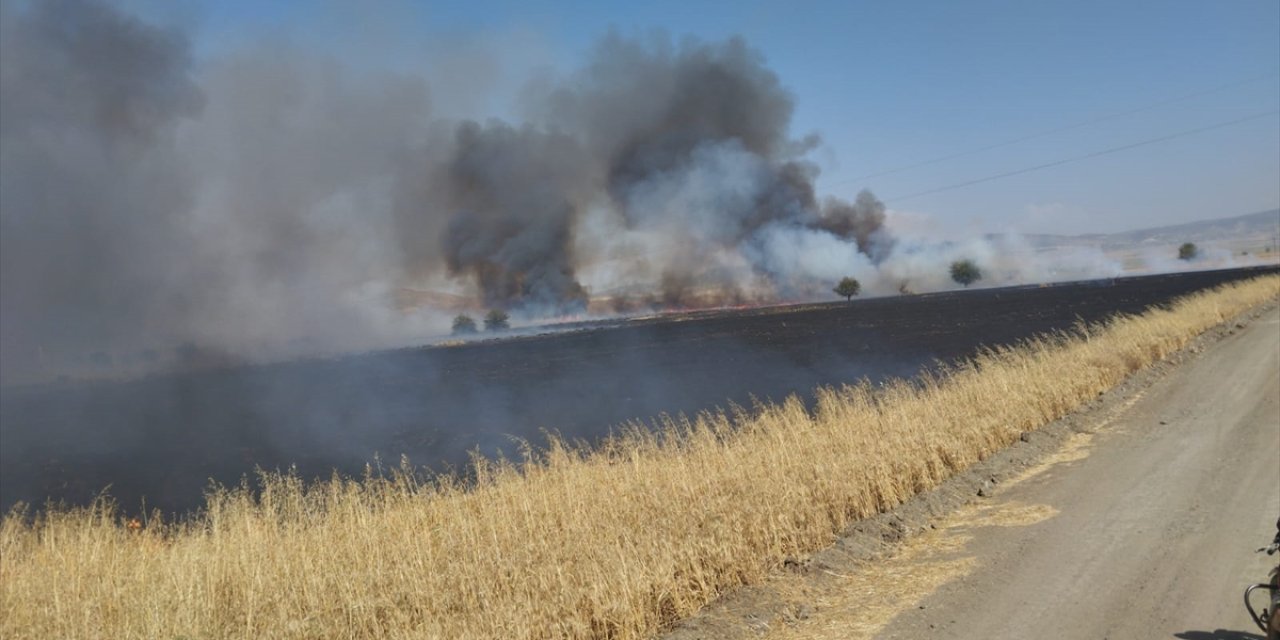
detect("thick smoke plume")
(1, 1), (1122, 383)
(432, 122), (591, 310)
(1, 0), (204, 378)
(411, 33), (895, 311)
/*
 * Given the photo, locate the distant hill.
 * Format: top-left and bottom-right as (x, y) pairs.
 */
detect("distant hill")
(1023, 209), (1280, 251)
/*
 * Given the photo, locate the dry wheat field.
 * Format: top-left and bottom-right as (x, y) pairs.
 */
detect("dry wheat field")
(2, 275), (1277, 640)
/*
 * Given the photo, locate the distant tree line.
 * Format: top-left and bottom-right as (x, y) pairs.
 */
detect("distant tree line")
(452, 310), (511, 335)
(833, 258), (986, 302)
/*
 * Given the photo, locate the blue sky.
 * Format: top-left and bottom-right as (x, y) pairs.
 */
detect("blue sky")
(132, 0), (1279, 235)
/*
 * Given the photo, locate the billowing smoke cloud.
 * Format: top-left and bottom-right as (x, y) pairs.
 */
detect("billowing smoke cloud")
(0, 0), (444, 382)
(397, 33), (895, 310)
(814, 190), (894, 261)
(431, 121), (591, 310)
(177, 44), (433, 351)
(0, 1), (1120, 384)
(0, 0), (204, 379)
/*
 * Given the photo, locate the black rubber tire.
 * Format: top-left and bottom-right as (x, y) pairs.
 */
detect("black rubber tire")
(1269, 589), (1280, 640)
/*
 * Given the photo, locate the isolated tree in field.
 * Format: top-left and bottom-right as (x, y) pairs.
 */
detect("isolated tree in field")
(950, 259), (982, 287)
(451, 314), (477, 335)
(833, 276), (861, 301)
(484, 309), (510, 332)
(1178, 242), (1198, 261)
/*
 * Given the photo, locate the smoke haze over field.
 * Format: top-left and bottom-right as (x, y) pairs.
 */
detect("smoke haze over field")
(0, 0), (205, 378)
(0, 0), (1198, 382)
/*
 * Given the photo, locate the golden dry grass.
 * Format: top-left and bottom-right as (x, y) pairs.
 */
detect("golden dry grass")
(2, 276), (1277, 640)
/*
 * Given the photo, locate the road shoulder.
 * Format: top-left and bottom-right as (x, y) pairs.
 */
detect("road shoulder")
(663, 299), (1280, 640)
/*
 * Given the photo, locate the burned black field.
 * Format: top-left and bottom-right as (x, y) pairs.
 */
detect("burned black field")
(1, 266), (1274, 515)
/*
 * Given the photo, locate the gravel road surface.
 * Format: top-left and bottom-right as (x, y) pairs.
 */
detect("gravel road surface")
(876, 306), (1280, 639)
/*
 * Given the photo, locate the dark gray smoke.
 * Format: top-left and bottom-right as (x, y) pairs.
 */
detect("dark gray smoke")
(433, 121), (590, 310)
(815, 190), (894, 262)
(0, 0), (439, 383)
(551, 34), (796, 203)
(0, 0), (203, 380)
(420, 33), (892, 309)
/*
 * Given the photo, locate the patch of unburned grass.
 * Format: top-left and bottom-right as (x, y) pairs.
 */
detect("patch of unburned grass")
(2, 275), (1276, 639)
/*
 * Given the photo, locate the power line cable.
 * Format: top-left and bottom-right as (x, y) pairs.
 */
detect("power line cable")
(885, 109), (1279, 203)
(826, 71), (1279, 188)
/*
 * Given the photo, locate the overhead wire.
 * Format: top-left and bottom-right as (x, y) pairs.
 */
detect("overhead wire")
(824, 71), (1280, 189)
(883, 108), (1280, 203)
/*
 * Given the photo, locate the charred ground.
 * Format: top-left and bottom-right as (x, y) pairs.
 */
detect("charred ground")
(1, 266), (1275, 515)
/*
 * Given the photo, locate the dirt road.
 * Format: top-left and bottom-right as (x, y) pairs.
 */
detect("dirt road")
(874, 305), (1280, 639)
(666, 301), (1280, 639)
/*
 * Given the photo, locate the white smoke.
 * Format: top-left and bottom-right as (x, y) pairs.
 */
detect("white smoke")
(0, 1), (1148, 383)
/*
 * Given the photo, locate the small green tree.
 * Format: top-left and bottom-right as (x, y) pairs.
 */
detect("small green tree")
(950, 259), (982, 287)
(451, 314), (477, 335)
(1178, 242), (1198, 261)
(833, 276), (861, 301)
(484, 309), (510, 332)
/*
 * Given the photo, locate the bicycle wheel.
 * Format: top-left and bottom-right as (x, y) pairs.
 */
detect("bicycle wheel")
(1270, 580), (1280, 640)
